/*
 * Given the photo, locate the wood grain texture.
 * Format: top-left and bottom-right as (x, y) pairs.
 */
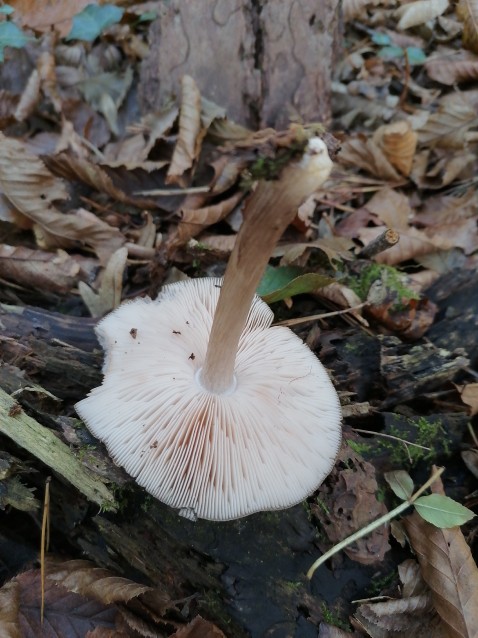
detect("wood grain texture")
(139, 0), (340, 128)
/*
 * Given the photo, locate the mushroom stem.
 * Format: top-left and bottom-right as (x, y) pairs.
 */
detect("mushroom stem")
(200, 137), (333, 394)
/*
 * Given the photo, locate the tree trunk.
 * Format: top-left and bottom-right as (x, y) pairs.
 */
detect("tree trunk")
(139, 0), (341, 128)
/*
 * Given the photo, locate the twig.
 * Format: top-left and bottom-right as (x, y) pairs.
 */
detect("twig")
(133, 186), (210, 196)
(41, 477), (51, 625)
(357, 228), (399, 259)
(307, 466), (445, 579)
(352, 428), (431, 451)
(274, 302), (367, 327)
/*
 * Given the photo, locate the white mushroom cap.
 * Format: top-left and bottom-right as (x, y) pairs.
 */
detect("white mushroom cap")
(76, 278), (341, 521)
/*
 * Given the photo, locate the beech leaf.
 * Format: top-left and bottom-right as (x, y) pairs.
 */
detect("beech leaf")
(384, 470), (414, 501)
(414, 494), (476, 528)
(257, 266), (334, 304)
(404, 501), (478, 638)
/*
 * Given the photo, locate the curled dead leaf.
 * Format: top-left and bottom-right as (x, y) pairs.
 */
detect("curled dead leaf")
(373, 121), (418, 177)
(338, 137), (402, 181)
(167, 191), (243, 252)
(167, 75), (203, 185)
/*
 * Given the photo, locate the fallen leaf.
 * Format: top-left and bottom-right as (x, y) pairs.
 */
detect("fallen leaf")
(0, 244), (97, 294)
(257, 266), (334, 304)
(373, 121), (418, 177)
(167, 75), (203, 184)
(9, 0), (95, 37)
(312, 444), (390, 565)
(79, 247), (128, 317)
(457, 382), (478, 416)
(171, 615), (226, 638)
(339, 136), (402, 181)
(457, 0), (478, 53)
(396, 0), (449, 30)
(168, 191), (243, 251)
(66, 4), (124, 42)
(425, 48), (478, 85)
(403, 478), (478, 638)
(0, 135), (125, 263)
(416, 93), (478, 147)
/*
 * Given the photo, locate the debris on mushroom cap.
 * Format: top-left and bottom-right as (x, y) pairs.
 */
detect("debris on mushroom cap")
(76, 278), (342, 521)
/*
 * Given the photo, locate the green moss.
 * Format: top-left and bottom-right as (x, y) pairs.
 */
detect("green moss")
(367, 570), (397, 596)
(321, 602), (351, 631)
(378, 416), (451, 466)
(347, 439), (371, 456)
(349, 263), (420, 310)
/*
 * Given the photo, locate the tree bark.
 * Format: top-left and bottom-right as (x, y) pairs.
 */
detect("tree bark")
(140, 0), (340, 128)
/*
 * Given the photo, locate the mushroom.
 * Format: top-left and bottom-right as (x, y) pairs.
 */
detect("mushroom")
(76, 134), (342, 521)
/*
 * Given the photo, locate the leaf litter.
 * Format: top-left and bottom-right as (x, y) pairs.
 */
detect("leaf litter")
(0, 1), (477, 637)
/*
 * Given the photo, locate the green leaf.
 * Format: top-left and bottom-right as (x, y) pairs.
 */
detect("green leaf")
(378, 45), (405, 60)
(372, 32), (391, 46)
(66, 4), (124, 42)
(257, 266), (333, 304)
(405, 46), (427, 65)
(138, 11), (158, 23)
(0, 21), (28, 62)
(414, 494), (476, 528)
(384, 470), (414, 501)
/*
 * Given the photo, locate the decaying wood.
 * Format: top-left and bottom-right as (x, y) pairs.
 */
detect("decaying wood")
(140, 0), (340, 128)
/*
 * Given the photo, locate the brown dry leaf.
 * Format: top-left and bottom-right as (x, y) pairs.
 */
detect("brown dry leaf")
(79, 247), (128, 317)
(457, 0), (478, 53)
(318, 623), (357, 637)
(312, 444), (390, 565)
(342, 0), (385, 21)
(167, 75), (203, 184)
(14, 70), (41, 122)
(171, 615), (226, 638)
(338, 137), (402, 181)
(38, 50), (62, 113)
(364, 187), (412, 230)
(9, 0), (94, 37)
(317, 282), (368, 325)
(0, 135), (125, 263)
(0, 567), (118, 638)
(0, 193), (32, 229)
(0, 245), (97, 294)
(168, 191), (243, 251)
(403, 478), (478, 638)
(45, 153), (157, 209)
(125, 105), (179, 163)
(457, 382), (478, 416)
(354, 559), (447, 637)
(416, 94), (478, 148)
(396, 0), (449, 30)
(425, 49), (478, 85)
(373, 121), (418, 177)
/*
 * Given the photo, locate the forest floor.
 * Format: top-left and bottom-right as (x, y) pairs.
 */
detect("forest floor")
(0, 2), (477, 637)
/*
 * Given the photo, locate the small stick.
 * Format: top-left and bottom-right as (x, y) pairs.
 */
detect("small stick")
(41, 477), (51, 625)
(352, 428), (431, 451)
(357, 228), (399, 259)
(133, 186), (210, 196)
(274, 303), (367, 327)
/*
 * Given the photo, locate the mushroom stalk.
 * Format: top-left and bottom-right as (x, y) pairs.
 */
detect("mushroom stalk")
(200, 138), (333, 394)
